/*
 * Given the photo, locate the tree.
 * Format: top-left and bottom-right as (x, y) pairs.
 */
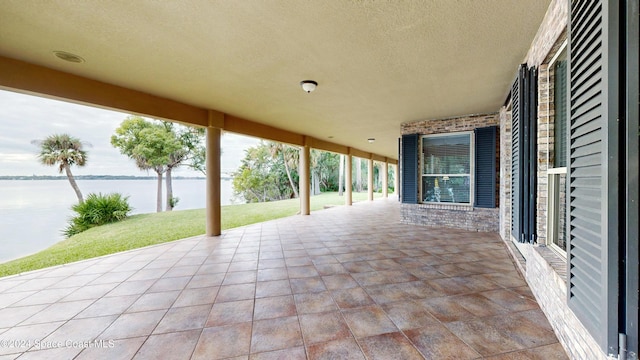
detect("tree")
(32, 134), (90, 203)
(232, 142), (344, 203)
(338, 154), (344, 196)
(111, 116), (205, 212)
(159, 121), (205, 211)
(355, 157), (363, 192)
(311, 149), (321, 195)
(111, 117), (177, 212)
(267, 141), (299, 198)
(312, 150), (339, 192)
(232, 142), (294, 202)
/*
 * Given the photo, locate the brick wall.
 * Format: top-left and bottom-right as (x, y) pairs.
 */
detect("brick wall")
(536, 62), (550, 245)
(524, 0), (568, 67)
(400, 204), (498, 232)
(400, 113), (499, 232)
(401, 113), (499, 136)
(519, 245), (608, 360)
(499, 107), (512, 241)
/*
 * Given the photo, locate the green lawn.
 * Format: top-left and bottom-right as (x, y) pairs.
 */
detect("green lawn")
(0, 191), (386, 277)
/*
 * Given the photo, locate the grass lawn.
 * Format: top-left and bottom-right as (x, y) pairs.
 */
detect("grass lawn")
(0, 191), (387, 277)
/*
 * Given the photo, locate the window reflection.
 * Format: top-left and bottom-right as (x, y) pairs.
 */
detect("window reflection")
(421, 133), (472, 204)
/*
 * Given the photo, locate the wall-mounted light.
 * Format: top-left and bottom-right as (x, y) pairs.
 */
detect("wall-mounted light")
(368, 138), (375, 143)
(300, 80), (318, 93)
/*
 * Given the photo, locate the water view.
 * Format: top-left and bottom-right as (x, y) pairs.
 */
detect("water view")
(0, 178), (236, 263)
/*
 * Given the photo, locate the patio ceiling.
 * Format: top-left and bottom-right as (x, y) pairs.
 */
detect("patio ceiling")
(0, 1), (550, 160)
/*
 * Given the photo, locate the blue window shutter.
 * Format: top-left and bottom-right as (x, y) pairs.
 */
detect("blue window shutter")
(401, 134), (419, 204)
(511, 67), (525, 241)
(474, 126), (497, 208)
(568, 0), (619, 354)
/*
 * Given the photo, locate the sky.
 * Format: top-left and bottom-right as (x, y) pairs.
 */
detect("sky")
(0, 89), (260, 176)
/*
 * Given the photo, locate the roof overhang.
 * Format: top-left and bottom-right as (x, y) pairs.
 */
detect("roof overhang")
(0, 0), (552, 160)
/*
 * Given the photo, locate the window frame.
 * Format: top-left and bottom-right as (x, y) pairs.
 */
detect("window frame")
(419, 131), (475, 206)
(546, 40), (568, 257)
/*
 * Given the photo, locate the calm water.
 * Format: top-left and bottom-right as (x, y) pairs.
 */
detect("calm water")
(0, 179), (237, 262)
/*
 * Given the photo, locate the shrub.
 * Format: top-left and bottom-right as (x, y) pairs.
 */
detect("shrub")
(64, 193), (132, 237)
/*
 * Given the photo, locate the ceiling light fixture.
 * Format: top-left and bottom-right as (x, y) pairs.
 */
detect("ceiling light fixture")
(53, 51), (85, 63)
(368, 138), (375, 143)
(300, 80), (318, 93)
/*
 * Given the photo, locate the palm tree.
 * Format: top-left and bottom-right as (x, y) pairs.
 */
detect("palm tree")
(267, 141), (299, 198)
(32, 134), (90, 203)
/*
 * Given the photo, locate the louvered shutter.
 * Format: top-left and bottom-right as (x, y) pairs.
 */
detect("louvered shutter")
(474, 126), (497, 208)
(401, 134), (419, 204)
(527, 66), (538, 244)
(511, 65), (525, 242)
(622, 0), (639, 354)
(568, 0), (619, 354)
(511, 64), (537, 244)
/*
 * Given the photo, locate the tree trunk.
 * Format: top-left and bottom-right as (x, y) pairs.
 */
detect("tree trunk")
(312, 171), (321, 195)
(156, 170), (163, 212)
(374, 164), (379, 191)
(64, 163), (84, 203)
(356, 158), (362, 192)
(165, 167), (173, 211)
(338, 154), (344, 196)
(283, 152), (299, 198)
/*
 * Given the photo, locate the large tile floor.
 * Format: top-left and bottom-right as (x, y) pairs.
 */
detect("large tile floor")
(0, 198), (568, 359)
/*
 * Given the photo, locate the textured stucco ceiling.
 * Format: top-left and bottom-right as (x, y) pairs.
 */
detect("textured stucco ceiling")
(0, 0), (551, 159)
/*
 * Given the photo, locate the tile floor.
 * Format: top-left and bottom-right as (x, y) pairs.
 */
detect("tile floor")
(0, 198), (568, 359)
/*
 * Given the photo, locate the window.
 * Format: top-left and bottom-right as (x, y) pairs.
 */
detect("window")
(554, 46), (568, 168)
(547, 43), (567, 254)
(421, 132), (473, 204)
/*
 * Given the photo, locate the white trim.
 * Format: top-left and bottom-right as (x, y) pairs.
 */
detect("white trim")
(547, 167), (567, 174)
(549, 39), (569, 66)
(546, 171), (567, 255)
(544, 42), (569, 256)
(422, 173), (471, 177)
(549, 242), (567, 259)
(421, 130), (474, 139)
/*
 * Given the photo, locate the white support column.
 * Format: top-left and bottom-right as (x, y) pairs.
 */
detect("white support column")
(345, 152), (352, 206)
(368, 158), (374, 201)
(382, 161), (388, 198)
(300, 144), (310, 215)
(205, 126), (221, 236)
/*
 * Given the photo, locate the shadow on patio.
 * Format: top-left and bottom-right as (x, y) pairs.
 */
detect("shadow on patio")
(0, 199), (567, 359)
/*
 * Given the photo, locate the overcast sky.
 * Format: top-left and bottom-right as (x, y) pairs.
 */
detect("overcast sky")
(0, 89), (260, 176)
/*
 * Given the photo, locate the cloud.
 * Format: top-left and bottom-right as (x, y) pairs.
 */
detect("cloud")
(0, 90), (259, 176)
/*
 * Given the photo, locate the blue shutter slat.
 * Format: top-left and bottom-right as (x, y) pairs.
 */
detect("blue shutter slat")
(474, 126), (497, 208)
(511, 68), (524, 241)
(401, 134), (419, 204)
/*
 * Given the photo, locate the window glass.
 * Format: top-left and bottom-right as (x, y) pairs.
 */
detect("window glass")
(556, 173), (567, 251)
(554, 48), (568, 167)
(421, 133), (471, 204)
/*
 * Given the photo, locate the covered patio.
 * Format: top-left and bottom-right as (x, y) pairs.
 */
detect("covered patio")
(0, 199), (566, 359)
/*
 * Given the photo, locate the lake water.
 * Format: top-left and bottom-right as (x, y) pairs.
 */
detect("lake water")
(0, 179), (237, 263)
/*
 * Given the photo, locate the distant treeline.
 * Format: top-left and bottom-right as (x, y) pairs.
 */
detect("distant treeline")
(0, 175), (208, 180)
